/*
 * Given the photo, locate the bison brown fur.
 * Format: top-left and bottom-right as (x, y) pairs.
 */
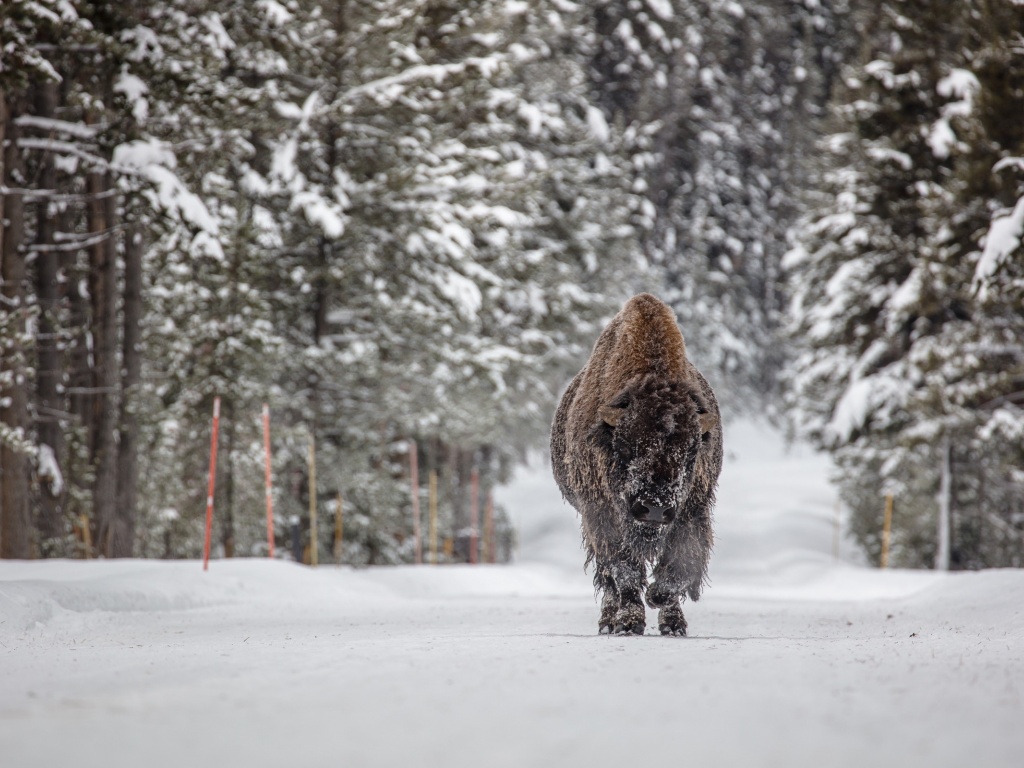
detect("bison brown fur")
(550, 293), (723, 636)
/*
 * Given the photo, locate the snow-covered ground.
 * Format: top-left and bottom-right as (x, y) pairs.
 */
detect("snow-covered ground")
(2, 420), (1022, 767)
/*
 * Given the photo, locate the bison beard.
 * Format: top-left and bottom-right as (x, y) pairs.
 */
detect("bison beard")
(550, 294), (723, 636)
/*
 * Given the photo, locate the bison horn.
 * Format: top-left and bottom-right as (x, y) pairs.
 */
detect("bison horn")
(699, 411), (718, 435)
(598, 405), (626, 427)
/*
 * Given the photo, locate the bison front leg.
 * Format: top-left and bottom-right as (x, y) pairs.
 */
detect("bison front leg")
(609, 557), (646, 635)
(647, 538), (697, 613)
(595, 567), (619, 634)
(645, 578), (689, 636)
(647, 510), (713, 635)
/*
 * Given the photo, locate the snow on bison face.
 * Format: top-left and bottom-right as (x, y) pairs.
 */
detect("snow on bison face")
(590, 375), (717, 526)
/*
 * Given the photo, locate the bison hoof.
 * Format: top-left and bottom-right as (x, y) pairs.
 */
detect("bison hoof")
(615, 620), (646, 636)
(612, 604), (646, 635)
(598, 622), (614, 635)
(659, 623), (687, 637)
(658, 606), (687, 636)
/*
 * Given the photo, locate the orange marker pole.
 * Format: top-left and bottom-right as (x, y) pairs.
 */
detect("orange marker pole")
(80, 514), (92, 559)
(410, 442), (422, 564)
(469, 467), (479, 564)
(203, 396), (221, 571)
(262, 404), (275, 558)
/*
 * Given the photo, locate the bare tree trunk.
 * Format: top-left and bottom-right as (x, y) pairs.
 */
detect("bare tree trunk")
(32, 79), (66, 555)
(87, 168), (120, 556)
(935, 434), (952, 571)
(219, 397), (236, 559)
(65, 229), (92, 545)
(451, 446), (472, 559)
(307, 233), (330, 439)
(113, 223), (142, 556)
(1, 89), (33, 559)
(67, 254), (92, 424)
(307, 129), (335, 445)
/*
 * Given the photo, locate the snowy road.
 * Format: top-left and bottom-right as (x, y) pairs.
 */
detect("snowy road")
(2, 422), (1023, 767)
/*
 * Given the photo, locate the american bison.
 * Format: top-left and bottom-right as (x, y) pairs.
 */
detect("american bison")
(550, 293), (723, 636)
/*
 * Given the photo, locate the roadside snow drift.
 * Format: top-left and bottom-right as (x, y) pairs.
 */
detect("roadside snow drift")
(2, 420), (1022, 768)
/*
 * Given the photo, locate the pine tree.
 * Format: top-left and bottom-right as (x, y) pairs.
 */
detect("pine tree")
(123, 0), (315, 557)
(587, 0), (851, 406)
(786, 0), (1024, 568)
(251, 0), (643, 560)
(1, 81), (34, 558)
(1, 1), (653, 564)
(1, 0), (93, 557)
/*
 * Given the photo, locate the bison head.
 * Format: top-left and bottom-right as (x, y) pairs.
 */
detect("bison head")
(591, 374), (717, 526)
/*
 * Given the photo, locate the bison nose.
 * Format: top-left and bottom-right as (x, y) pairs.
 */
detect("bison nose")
(631, 501), (673, 525)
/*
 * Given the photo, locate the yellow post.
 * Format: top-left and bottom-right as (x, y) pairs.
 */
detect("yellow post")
(429, 469), (438, 565)
(484, 491), (495, 564)
(308, 438), (318, 567)
(880, 493), (893, 568)
(334, 491), (344, 564)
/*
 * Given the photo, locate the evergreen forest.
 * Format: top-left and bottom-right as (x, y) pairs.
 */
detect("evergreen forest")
(2, 0), (1022, 569)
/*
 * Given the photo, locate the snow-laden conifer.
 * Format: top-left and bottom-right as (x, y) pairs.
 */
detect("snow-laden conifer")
(786, 0), (1024, 568)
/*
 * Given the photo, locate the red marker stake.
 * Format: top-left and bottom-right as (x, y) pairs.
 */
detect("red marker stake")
(203, 396), (221, 571)
(262, 404), (275, 558)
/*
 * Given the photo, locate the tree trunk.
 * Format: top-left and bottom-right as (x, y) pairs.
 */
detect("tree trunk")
(935, 434), (952, 571)
(307, 128), (335, 441)
(32, 79), (67, 555)
(67, 249), (92, 425)
(113, 223), (142, 556)
(0, 89), (33, 559)
(307, 234), (330, 438)
(87, 168), (120, 556)
(219, 397), (236, 559)
(64, 220), (92, 544)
